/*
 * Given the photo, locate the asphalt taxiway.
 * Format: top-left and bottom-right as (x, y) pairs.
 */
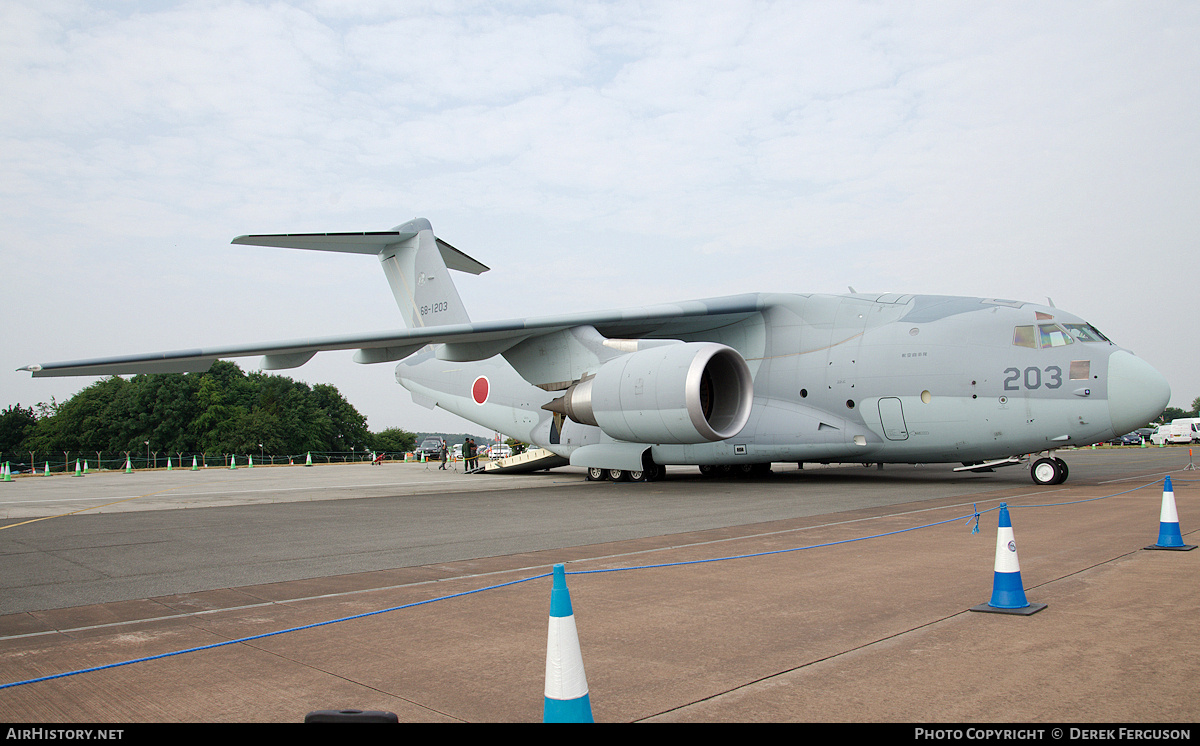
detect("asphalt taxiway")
(0, 448), (1196, 722)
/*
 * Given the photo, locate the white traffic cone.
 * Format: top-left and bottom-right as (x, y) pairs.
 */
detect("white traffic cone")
(543, 563), (594, 722)
(1146, 476), (1196, 551)
(971, 503), (1047, 615)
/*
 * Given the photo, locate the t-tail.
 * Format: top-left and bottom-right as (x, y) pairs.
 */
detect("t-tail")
(232, 218), (487, 328)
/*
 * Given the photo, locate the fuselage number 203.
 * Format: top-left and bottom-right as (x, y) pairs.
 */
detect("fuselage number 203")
(1003, 366), (1063, 391)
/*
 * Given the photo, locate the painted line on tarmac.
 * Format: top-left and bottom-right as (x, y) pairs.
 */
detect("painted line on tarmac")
(0, 487), (1065, 642)
(0, 476), (582, 507)
(0, 486), (189, 531)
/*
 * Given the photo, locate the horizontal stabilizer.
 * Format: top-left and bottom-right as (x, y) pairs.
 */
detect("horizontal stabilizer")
(232, 226), (489, 275)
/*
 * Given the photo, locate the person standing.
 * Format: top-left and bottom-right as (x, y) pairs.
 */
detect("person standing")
(439, 439), (448, 470)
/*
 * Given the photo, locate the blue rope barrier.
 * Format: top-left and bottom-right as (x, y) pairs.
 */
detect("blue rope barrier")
(0, 572), (549, 691)
(1, 473), (1181, 690)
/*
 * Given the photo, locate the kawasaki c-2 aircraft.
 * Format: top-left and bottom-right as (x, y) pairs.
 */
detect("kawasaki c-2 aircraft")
(21, 218), (1170, 485)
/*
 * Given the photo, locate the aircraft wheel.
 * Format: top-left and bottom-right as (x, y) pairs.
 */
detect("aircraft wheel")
(627, 469), (646, 482)
(586, 466), (606, 481)
(698, 464), (718, 478)
(1031, 458), (1062, 486)
(1053, 458), (1069, 484)
(608, 468), (629, 482)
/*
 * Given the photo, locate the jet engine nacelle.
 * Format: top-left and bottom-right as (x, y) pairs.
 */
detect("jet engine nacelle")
(549, 342), (753, 444)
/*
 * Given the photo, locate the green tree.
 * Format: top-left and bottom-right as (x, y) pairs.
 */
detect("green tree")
(11, 361), (379, 461)
(373, 427), (417, 453)
(310, 383), (371, 452)
(0, 404), (37, 453)
(1160, 407), (1189, 423)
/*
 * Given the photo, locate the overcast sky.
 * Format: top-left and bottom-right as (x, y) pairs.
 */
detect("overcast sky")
(2, 1), (1197, 438)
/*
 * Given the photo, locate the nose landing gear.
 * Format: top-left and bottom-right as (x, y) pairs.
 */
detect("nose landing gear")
(1031, 455), (1069, 485)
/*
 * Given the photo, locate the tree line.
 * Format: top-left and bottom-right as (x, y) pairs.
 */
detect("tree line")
(1160, 397), (1200, 425)
(1, 361), (417, 463)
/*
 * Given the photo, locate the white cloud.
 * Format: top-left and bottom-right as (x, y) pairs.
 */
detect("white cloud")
(2, 0), (1198, 434)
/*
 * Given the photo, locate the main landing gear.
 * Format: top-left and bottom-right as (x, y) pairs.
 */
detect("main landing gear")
(1030, 454), (1069, 486)
(585, 463), (664, 482)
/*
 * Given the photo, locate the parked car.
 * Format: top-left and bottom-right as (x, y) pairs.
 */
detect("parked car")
(1108, 432), (1143, 446)
(415, 438), (445, 459)
(487, 444), (513, 459)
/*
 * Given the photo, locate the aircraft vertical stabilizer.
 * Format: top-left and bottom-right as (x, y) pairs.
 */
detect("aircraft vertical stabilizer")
(231, 218), (488, 329)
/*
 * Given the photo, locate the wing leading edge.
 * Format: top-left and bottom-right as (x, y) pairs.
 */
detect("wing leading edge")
(19, 295), (765, 379)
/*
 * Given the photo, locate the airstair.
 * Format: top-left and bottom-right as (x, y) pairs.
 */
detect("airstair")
(473, 448), (569, 474)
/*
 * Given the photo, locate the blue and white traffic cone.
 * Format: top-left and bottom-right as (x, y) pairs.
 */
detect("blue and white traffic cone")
(543, 564), (594, 723)
(1146, 476), (1196, 551)
(972, 503), (1047, 615)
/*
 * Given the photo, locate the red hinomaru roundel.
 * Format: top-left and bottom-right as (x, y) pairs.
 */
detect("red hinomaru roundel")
(471, 376), (489, 405)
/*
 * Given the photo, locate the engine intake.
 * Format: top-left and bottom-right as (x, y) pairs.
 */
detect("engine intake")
(544, 342), (753, 444)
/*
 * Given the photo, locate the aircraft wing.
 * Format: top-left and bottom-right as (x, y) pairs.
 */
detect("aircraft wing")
(18, 294), (764, 379)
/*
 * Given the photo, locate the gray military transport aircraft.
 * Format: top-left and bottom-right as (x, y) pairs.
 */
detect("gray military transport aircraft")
(20, 218), (1170, 486)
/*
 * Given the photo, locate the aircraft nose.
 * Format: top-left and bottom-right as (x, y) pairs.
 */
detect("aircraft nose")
(1107, 350), (1170, 436)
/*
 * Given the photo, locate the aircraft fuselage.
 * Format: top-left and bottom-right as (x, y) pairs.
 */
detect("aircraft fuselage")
(395, 292), (1168, 472)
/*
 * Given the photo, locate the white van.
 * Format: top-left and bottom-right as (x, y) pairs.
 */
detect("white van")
(1150, 421), (1199, 445)
(1172, 418), (1200, 443)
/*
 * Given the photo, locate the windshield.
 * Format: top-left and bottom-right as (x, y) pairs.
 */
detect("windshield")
(1062, 323), (1111, 343)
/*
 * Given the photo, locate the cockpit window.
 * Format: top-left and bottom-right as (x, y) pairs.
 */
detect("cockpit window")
(1014, 323), (1082, 348)
(1013, 326), (1037, 348)
(1062, 323), (1110, 343)
(1038, 323), (1074, 348)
